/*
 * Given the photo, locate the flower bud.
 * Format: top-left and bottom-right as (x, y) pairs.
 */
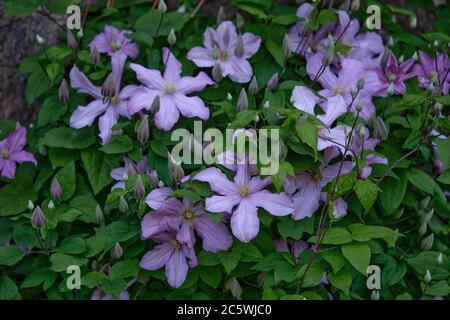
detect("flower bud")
(151, 95), (160, 114)
(48, 200), (55, 210)
(111, 242), (123, 259)
(421, 209), (434, 224)
(323, 35), (335, 66)
(412, 51), (418, 61)
(36, 34), (45, 45)
(158, 180), (165, 188)
(227, 278), (242, 299)
(248, 76), (259, 95)
(31, 206), (45, 228)
(263, 101), (270, 109)
(212, 63), (223, 82)
(77, 28), (84, 39)
(409, 16), (417, 29)
(356, 100), (363, 112)
(38, 144), (47, 156)
(101, 73), (117, 99)
(424, 270), (432, 283)
(96, 204), (105, 224)
(418, 222), (427, 235)
(158, 0), (167, 14)
(167, 29), (177, 46)
(433, 40), (439, 47)
(282, 34), (290, 59)
(237, 88), (248, 112)
(356, 78), (365, 90)
(28, 200), (35, 211)
(119, 195), (129, 213)
(137, 115), (150, 144)
(51, 177), (63, 200)
(90, 47), (100, 65)
(436, 253), (443, 265)
(58, 79), (70, 104)
(374, 116), (388, 141)
(380, 47), (390, 68)
(134, 175), (145, 199)
(122, 172), (129, 181)
(358, 126), (366, 139)
(267, 73), (279, 90)
(67, 30), (78, 51)
(227, 92), (233, 101)
(350, 0), (360, 12)
(388, 36), (394, 47)
(236, 13), (245, 31)
(234, 35), (245, 58)
(398, 55), (404, 64)
(421, 233), (434, 251)
(217, 6), (226, 23)
(168, 152), (184, 185)
(351, 87), (357, 97)
(420, 196), (431, 209)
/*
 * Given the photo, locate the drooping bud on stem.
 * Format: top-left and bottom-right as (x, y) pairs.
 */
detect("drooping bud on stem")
(168, 152), (185, 185)
(48, 200), (55, 210)
(356, 77), (365, 91)
(158, 0), (167, 14)
(237, 88), (248, 112)
(28, 200), (35, 211)
(323, 35), (335, 66)
(119, 195), (129, 213)
(267, 73), (279, 90)
(373, 116), (388, 141)
(424, 270), (432, 283)
(248, 76), (259, 95)
(421, 233), (434, 251)
(36, 34), (45, 45)
(282, 34), (290, 60)
(111, 242), (123, 259)
(31, 206), (45, 228)
(217, 6), (226, 23)
(167, 28), (177, 46)
(51, 177), (63, 200)
(236, 13), (245, 31)
(134, 175), (145, 199)
(137, 114), (150, 144)
(58, 79), (70, 104)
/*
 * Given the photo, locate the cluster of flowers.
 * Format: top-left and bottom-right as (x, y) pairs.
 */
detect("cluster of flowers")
(2, 3), (449, 289)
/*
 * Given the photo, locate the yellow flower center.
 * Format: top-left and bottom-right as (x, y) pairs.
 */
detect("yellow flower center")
(110, 40), (122, 52)
(1, 149), (9, 160)
(171, 240), (181, 250)
(165, 83), (176, 94)
(238, 185), (249, 197)
(220, 51), (229, 61)
(110, 96), (119, 105)
(335, 87), (345, 95)
(182, 209), (195, 221)
(388, 73), (397, 82)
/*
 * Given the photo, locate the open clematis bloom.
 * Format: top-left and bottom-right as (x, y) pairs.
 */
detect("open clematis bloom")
(374, 50), (416, 96)
(89, 25), (139, 60)
(129, 48), (214, 131)
(194, 165), (294, 243)
(142, 187), (232, 252)
(69, 58), (138, 144)
(140, 229), (198, 288)
(187, 21), (261, 83)
(414, 51), (450, 95)
(110, 156), (158, 190)
(283, 162), (354, 220)
(0, 127), (37, 179)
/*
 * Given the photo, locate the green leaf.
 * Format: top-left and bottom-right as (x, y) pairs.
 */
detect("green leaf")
(296, 119), (318, 156)
(327, 269), (352, 294)
(37, 95), (66, 127)
(0, 246), (25, 266)
(81, 271), (108, 289)
(135, 11), (189, 36)
(341, 242), (371, 275)
(407, 168), (444, 198)
(198, 265), (222, 288)
(0, 274), (19, 299)
(434, 138), (450, 170)
(58, 237), (86, 254)
(198, 251), (220, 266)
(315, 227), (353, 245)
(169, 189), (201, 203)
(26, 68), (50, 104)
(100, 135), (133, 154)
(426, 280), (450, 296)
(321, 248), (346, 274)
(353, 179), (378, 213)
(48, 148), (78, 169)
(110, 259), (140, 280)
(81, 150), (118, 194)
(218, 250), (241, 274)
(40, 127), (96, 149)
(50, 253), (88, 272)
(150, 140), (168, 158)
(228, 110), (260, 129)
(55, 161), (76, 201)
(0, 180), (37, 216)
(252, 253), (291, 272)
(297, 262), (324, 287)
(274, 261), (298, 284)
(277, 216), (314, 239)
(378, 170), (407, 214)
(348, 223), (398, 247)
(21, 269), (56, 289)
(406, 251), (450, 280)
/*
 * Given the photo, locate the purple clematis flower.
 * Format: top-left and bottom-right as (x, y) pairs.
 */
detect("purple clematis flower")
(374, 50), (416, 96)
(89, 25), (139, 60)
(129, 48), (214, 131)
(414, 51), (450, 95)
(283, 162), (353, 220)
(142, 187), (233, 252)
(69, 60), (138, 144)
(0, 127), (37, 179)
(194, 165), (294, 243)
(306, 54), (381, 120)
(140, 229), (198, 288)
(350, 126), (387, 179)
(187, 21), (261, 83)
(110, 156), (158, 190)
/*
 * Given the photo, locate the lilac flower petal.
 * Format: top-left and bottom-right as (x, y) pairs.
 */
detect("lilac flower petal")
(187, 47), (215, 67)
(292, 176), (321, 220)
(230, 198), (260, 243)
(306, 53), (338, 89)
(154, 96), (180, 131)
(70, 100), (109, 129)
(177, 72), (214, 94)
(128, 87), (159, 115)
(162, 48), (182, 82)
(9, 151), (37, 166)
(130, 63), (164, 90)
(226, 58), (253, 83)
(140, 242), (173, 270)
(98, 106), (119, 144)
(248, 176), (272, 194)
(249, 190), (293, 216)
(1, 161), (16, 179)
(332, 198), (347, 218)
(292, 86), (319, 115)
(205, 195), (241, 213)
(234, 164), (251, 186)
(141, 211), (179, 239)
(193, 167), (237, 195)
(166, 249), (189, 288)
(318, 125), (349, 153)
(69, 65), (102, 99)
(111, 53), (127, 92)
(145, 187), (181, 214)
(177, 223), (196, 248)
(173, 94), (210, 121)
(217, 21), (238, 47)
(317, 95), (347, 127)
(242, 33), (261, 59)
(194, 215), (232, 252)
(5, 127), (27, 153)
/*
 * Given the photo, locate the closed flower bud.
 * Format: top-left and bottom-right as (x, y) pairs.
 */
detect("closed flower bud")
(226, 92), (233, 101)
(212, 63), (223, 82)
(409, 16), (417, 29)
(421, 209), (434, 224)
(424, 270), (432, 283)
(350, 0), (360, 12)
(58, 79), (70, 104)
(234, 35), (245, 58)
(96, 204), (105, 224)
(67, 30), (78, 51)
(412, 51), (418, 61)
(101, 73), (117, 99)
(158, 180), (165, 188)
(323, 35), (334, 66)
(418, 222), (427, 235)
(356, 100), (363, 112)
(358, 126), (366, 139)
(388, 36), (394, 47)
(248, 76), (259, 95)
(119, 195), (129, 213)
(137, 115), (150, 144)
(420, 196), (431, 209)
(436, 253), (443, 265)
(351, 86), (358, 97)
(90, 47), (100, 65)
(380, 47), (390, 68)
(236, 13), (245, 31)
(263, 101), (270, 109)
(433, 40), (439, 47)
(48, 200), (55, 210)
(111, 242), (123, 259)
(31, 206), (45, 228)
(279, 139), (287, 160)
(217, 6), (226, 23)
(51, 177), (63, 200)
(374, 116), (388, 141)
(158, 0), (167, 13)
(36, 34), (45, 45)
(282, 34), (290, 59)
(267, 73), (279, 90)
(77, 28), (84, 39)
(28, 200), (35, 211)
(151, 95), (160, 115)
(38, 144), (47, 156)
(168, 153), (184, 185)
(167, 29), (177, 46)
(134, 176), (145, 199)
(237, 88), (248, 112)
(421, 233), (434, 251)
(227, 278), (242, 299)
(356, 78), (365, 90)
